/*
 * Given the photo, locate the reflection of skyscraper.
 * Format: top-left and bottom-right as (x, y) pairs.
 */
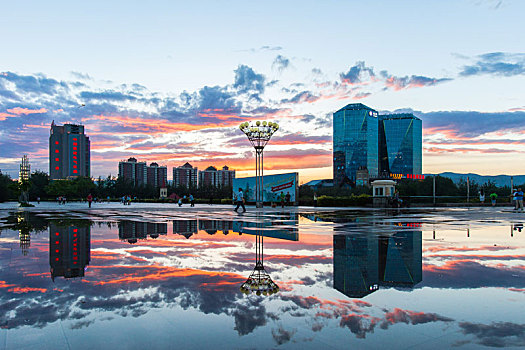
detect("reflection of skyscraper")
(333, 234), (379, 298)
(333, 230), (422, 298)
(379, 231), (422, 286)
(49, 223), (91, 280)
(118, 221), (167, 244)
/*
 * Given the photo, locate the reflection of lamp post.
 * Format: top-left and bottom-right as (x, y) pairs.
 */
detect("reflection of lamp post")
(239, 121), (279, 208)
(239, 233), (279, 296)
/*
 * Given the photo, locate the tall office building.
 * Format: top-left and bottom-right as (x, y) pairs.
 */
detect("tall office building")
(49, 223), (91, 281)
(378, 114), (422, 175)
(146, 162), (168, 188)
(118, 157), (147, 185)
(19, 155), (30, 183)
(173, 162), (198, 188)
(333, 103), (379, 185)
(49, 122), (90, 180)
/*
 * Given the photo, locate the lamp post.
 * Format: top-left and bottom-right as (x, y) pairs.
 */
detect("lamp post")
(239, 121), (279, 208)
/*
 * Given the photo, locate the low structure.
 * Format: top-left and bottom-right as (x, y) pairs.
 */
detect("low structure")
(371, 179), (396, 207)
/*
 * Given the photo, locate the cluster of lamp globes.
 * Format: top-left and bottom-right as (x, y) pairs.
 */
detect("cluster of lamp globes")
(239, 276), (280, 296)
(239, 121), (279, 139)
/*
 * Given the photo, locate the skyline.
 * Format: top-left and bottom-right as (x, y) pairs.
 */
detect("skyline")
(1, 1), (525, 182)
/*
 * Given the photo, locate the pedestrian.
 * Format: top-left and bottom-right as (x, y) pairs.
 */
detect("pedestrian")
(516, 188), (524, 212)
(63, 197), (67, 205)
(37, 197), (40, 204)
(189, 194), (195, 207)
(490, 192), (498, 206)
(280, 192), (285, 208)
(178, 198), (183, 207)
(234, 187), (246, 213)
(87, 193), (93, 208)
(285, 192), (291, 206)
(479, 189), (485, 204)
(313, 192), (318, 207)
(512, 189), (518, 210)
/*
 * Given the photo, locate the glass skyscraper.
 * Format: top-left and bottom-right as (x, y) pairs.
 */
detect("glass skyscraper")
(378, 113), (422, 175)
(333, 103), (379, 185)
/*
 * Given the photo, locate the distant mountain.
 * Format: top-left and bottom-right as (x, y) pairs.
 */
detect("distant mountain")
(427, 172), (525, 187)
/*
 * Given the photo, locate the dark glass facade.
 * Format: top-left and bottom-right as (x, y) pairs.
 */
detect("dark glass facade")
(333, 103), (379, 184)
(379, 114), (422, 175)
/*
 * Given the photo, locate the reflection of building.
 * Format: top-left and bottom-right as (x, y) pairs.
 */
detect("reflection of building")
(173, 220), (198, 239)
(19, 155), (30, 183)
(378, 114), (422, 175)
(118, 221), (168, 243)
(147, 162), (168, 188)
(199, 220), (234, 235)
(49, 122), (90, 179)
(49, 223), (91, 280)
(333, 230), (422, 298)
(173, 162), (198, 188)
(119, 157), (147, 186)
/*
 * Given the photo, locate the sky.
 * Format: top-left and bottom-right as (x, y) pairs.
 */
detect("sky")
(0, 0), (524, 183)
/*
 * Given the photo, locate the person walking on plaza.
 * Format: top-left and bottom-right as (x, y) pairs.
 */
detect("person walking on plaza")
(285, 192), (291, 206)
(490, 192), (498, 206)
(87, 193), (93, 208)
(313, 192), (318, 207)
(280, 192), (285, 208)
(234, 188), (246, 213)
(516, 188), (524, 212)
(479, 189), (485, 204)
(189, 194), (195, 207)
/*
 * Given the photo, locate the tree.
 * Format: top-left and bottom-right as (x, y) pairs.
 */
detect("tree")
(0, 173), (16, 202)
(29, 171), (49, 200)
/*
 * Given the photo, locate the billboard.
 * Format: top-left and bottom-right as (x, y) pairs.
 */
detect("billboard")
(232, 172), (299, 203)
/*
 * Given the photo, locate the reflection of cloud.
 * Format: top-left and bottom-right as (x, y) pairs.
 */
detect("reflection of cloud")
(380, 308), (454, 329)
(339, 314), (378, 338)
(232, 301), (268, 335)
(272, 326), (297, 345)
(423, 261), (525, 289)
(459, 321), (525, 348)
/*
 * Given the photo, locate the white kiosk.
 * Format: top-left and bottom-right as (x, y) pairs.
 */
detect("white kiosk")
(371, 179), (396, 207)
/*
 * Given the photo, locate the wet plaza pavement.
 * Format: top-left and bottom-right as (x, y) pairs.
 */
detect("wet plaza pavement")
(0, 203), (524, 349)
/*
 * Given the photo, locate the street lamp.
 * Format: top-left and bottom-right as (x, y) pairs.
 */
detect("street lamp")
(239, 121), (279, 208)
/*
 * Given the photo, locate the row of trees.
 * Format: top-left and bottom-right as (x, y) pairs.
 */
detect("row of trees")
(299, 175), (521, 203)
(0, 171), (234, 202)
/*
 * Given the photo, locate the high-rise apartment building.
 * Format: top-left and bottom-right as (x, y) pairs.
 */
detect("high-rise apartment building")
(118, 157), (147, 186)
(199, 166), (219, 187)
(146, 162), (168, 188)
(19, 155), (30, 183)
(333, 103), (379, 185)
(199, 165), (236, 188)
(49, 122), (90, 180)
(218, 166), (235, 187)
(173, 162), (198, 188)
(378, 114), (422, 175)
